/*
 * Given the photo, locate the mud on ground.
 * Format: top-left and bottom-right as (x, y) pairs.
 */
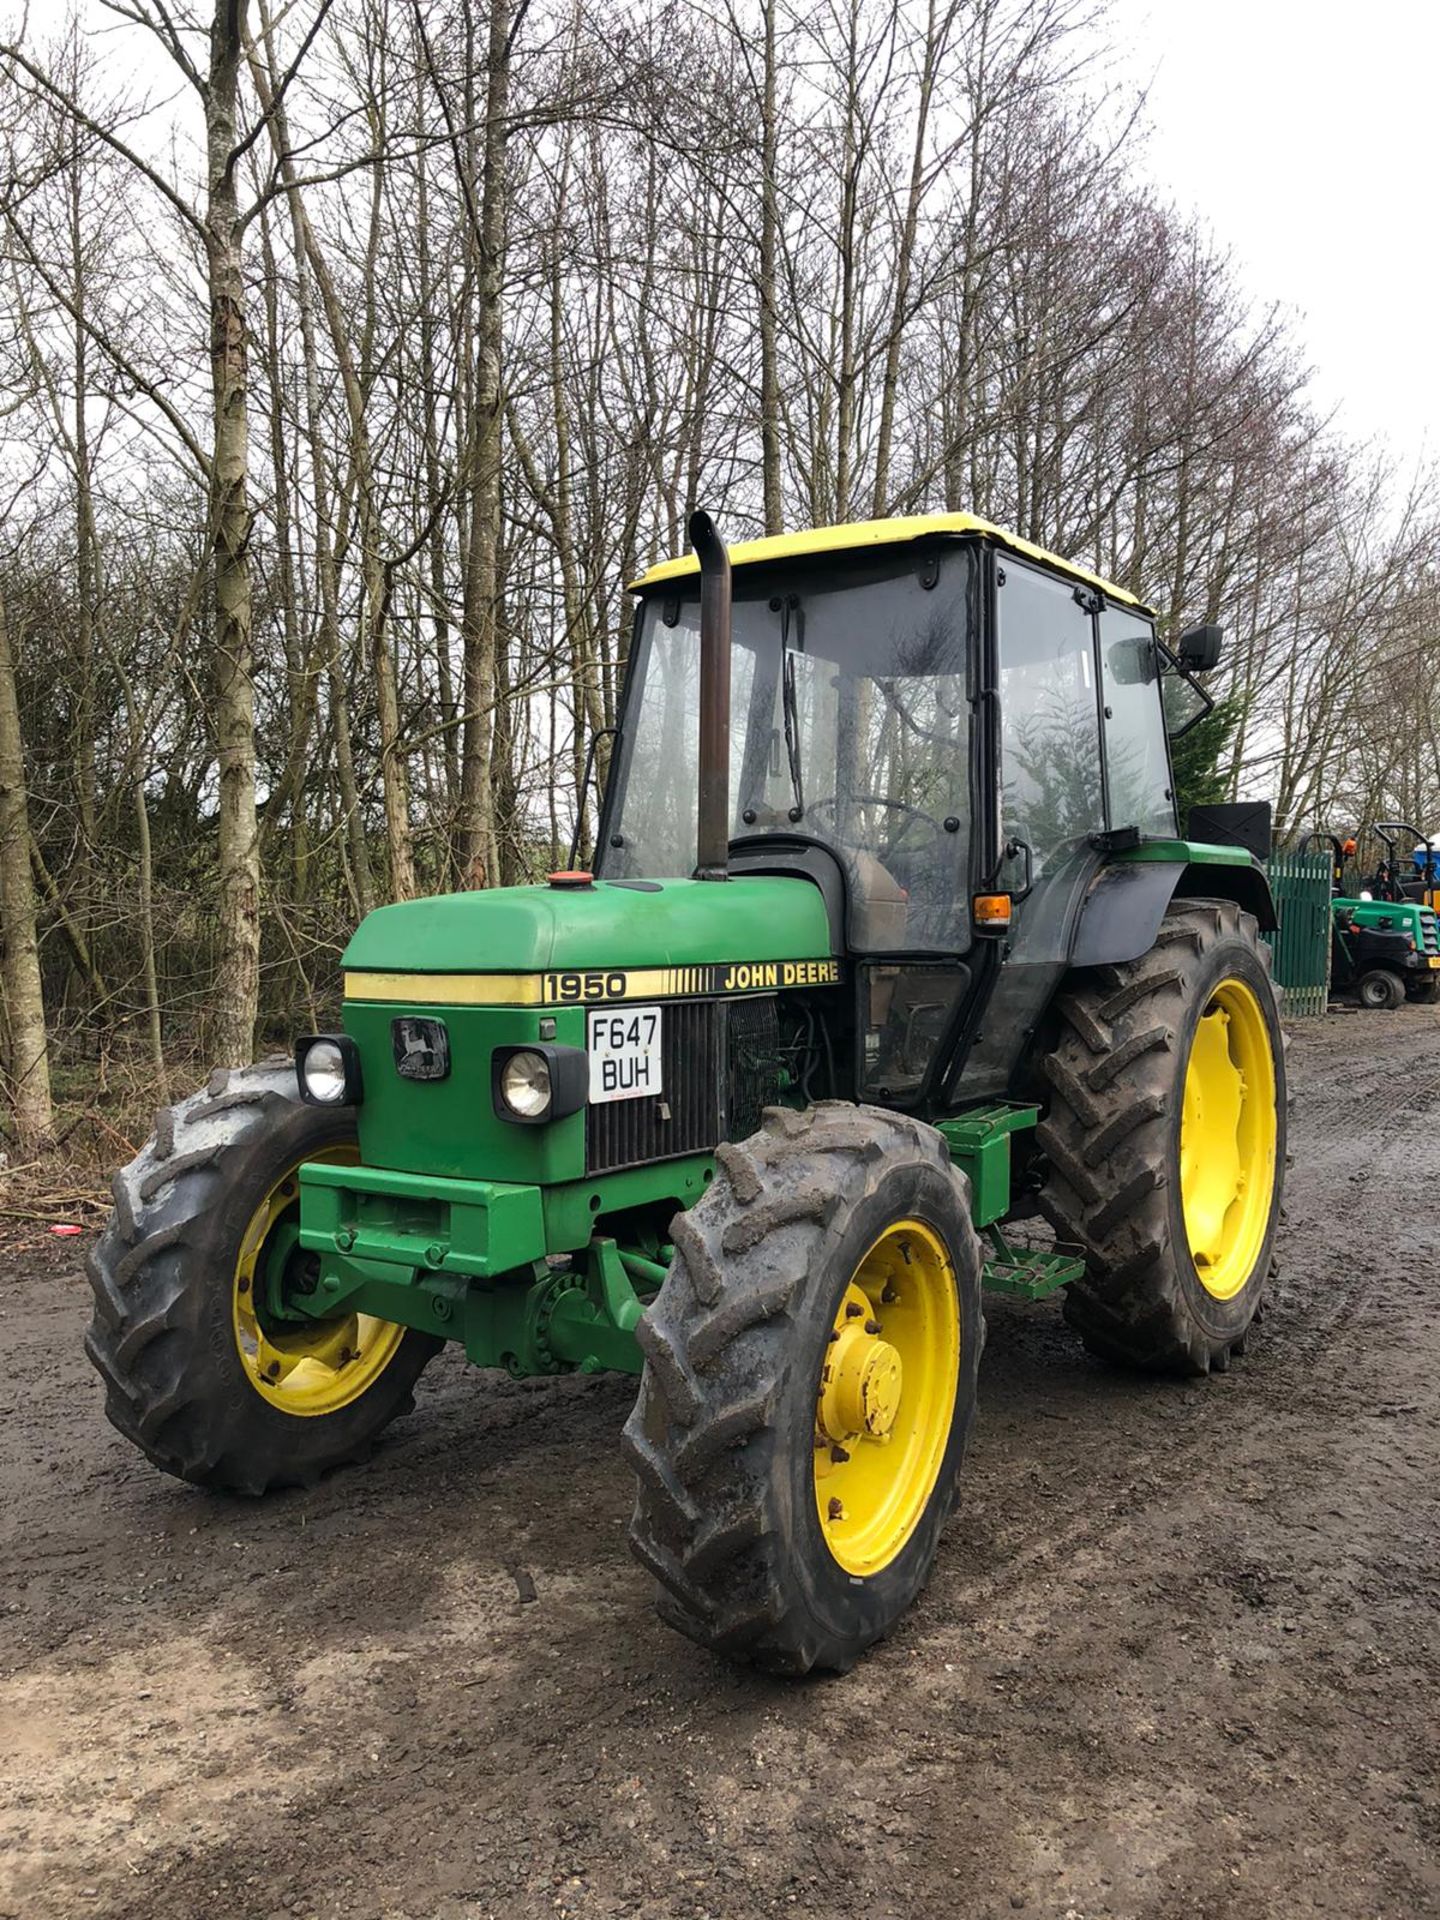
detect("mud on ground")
(2, 1008), (1438, 1920)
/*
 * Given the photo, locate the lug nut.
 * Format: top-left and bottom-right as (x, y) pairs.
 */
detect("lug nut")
(865, 1319), (882, 1335)
(845, 1301), (863, 1318)
(830, 1445), (851, 1464)
(827, 1497), (844, 1521)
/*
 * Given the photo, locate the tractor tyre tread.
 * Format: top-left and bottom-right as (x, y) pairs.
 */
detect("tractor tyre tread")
(623, 1101), (983, 1675)
(84, 1063), (438, 1493)
(1038, 897), (1285, 1376)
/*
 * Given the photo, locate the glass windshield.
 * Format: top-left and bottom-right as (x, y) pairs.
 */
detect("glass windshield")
(604, 546), (976, 951)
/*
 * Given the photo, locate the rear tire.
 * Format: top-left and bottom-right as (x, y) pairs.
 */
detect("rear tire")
(85, 1062), (439, 1494)
(624, 1102), (983, 1675)
(1038, 898), (1286, 1375)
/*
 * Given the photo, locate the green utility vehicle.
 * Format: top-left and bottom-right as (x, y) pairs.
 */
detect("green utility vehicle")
(87, 512), (1287, 1675)
(1306, 829), (1440, 1008)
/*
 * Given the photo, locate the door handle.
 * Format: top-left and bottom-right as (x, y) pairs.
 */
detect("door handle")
(1005, 836), (1034, 902)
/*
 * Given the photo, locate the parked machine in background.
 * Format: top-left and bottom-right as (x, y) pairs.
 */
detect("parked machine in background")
(1367, 820), (1440, 913)
(1304, 829), (1440, 1009)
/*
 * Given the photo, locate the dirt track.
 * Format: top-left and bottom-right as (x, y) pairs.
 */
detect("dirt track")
(3, 1007), (1439, 1920)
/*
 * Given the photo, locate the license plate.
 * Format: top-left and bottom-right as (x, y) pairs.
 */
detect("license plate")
(588, 1006), (664, 1104)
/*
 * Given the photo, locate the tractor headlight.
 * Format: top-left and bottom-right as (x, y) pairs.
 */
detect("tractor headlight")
(491, 1043), (590, 1126)
(500, 1049), (552, 1119)
(296, 1034), (363, 1106)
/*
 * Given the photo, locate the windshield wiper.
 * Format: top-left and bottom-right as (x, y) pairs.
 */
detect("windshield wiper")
(781, 648), (806, 822)
(777, 594), (805, 822)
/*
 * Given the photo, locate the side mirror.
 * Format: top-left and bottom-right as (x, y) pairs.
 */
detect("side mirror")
(1177, 623), (1223, 672)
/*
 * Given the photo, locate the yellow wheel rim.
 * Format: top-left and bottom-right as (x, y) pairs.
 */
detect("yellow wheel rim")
(1179, 977), (1278, 1301)
(813, 1219), (960, 1577)
(232, 1145), (407, 1417)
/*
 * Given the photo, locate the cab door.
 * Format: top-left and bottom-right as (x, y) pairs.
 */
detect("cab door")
(959, 557), (1106, 1096)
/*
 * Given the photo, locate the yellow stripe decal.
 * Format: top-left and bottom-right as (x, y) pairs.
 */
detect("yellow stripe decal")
(344, 957), (842, 1008)
(344, 970), (542, 1006)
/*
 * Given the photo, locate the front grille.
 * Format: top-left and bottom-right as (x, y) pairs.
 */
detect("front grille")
(727, 995), (781, 1139)
(1419, 909), (1440, 955)
(586, 999), (724, 1174)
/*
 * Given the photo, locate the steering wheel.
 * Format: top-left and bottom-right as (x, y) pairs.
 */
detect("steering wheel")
(804, 794), (950, 859)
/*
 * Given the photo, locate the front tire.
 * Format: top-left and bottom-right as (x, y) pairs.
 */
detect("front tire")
(1039, 898), (1286, 1375)
(85, 1062), (439, 1494)
(623, 1102), (983, 1675)
(1358, 968), (1404, 1010)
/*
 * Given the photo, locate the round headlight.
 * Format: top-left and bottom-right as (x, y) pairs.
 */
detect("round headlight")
(500, 1050), (552, 1119)
(301, 1038), (348, 1104)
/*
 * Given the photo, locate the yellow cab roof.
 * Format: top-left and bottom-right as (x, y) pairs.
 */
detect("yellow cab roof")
(630, 512), (1148, 611)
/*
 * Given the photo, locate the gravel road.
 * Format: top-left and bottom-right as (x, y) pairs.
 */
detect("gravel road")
(2, 1006), (1437, 1920)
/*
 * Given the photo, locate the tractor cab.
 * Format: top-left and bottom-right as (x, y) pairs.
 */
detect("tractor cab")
(603, 513), (1242, 1107)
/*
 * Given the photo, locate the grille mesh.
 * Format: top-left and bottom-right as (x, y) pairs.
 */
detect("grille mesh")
(585, 999), (725, 1174)
(727, 995), (781, 1140)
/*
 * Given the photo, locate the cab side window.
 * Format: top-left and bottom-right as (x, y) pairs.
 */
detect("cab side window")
(1098, 607), (1176, 837)
(997, 562), (1103, 874)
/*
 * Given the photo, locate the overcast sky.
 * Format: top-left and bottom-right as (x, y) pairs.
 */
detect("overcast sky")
(23, 0), (1437, 479)
(1103, 0), (1437, 474)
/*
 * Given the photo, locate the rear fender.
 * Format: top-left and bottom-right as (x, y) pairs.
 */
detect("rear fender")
(1070, 859), (1276, 969)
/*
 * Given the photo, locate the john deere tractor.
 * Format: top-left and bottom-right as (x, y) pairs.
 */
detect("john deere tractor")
(87, 512), (1286, 1674)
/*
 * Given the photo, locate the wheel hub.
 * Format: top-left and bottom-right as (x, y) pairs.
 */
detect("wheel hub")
(818, 1291), (904, 1442)
(812, 1226), (961, 1578)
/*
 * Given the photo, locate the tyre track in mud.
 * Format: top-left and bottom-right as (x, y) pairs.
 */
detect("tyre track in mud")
(930, 1011), (1405, 1625)
(3, 1008), (1439, 1920)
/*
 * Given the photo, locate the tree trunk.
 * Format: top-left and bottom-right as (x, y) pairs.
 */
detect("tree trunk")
(758, 0), (783, 535)
(206, 0), (260, 1064)
(68, 124), (100, 992)
(0, 585), (53, 1147)
(872, 0), (949, 516)
(456, 0), (512, 891)
(134, 770), (167, 1098)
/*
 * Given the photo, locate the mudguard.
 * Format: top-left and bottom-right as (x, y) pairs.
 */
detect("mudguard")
(1071, 858), (1276, 968)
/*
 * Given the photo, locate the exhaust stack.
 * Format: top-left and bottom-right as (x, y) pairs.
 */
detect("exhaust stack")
(689, 509), (732, 882)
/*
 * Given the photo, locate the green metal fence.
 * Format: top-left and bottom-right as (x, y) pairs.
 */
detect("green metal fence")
(1262, 849), (1332, 1016)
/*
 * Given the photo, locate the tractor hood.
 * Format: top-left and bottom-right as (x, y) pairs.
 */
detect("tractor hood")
(342, 874), (836, 1001)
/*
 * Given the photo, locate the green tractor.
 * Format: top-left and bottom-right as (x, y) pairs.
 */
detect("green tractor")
(87, 512), (1287, 1674)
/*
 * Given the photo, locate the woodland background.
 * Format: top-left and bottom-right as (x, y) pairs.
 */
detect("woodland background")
(0, 0), (1437, 1157)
